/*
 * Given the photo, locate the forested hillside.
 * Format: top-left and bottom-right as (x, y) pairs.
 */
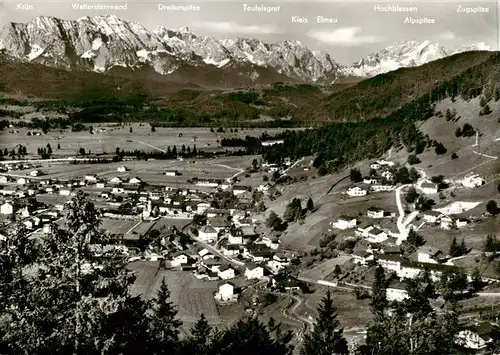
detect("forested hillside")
(0, 51), (495, 128)
(262, 52), (500, 173)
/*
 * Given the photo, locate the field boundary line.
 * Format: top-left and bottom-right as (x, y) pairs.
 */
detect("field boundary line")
(133, 140), (166, 153)
(472, 150), (498, 160)
(450, 155), (498, 180)
(126, 220), (142, 234)
(146, 262), (164, 299)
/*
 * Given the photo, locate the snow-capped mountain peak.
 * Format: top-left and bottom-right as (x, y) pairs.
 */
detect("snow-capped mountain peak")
(342, 39), (490, 77)
(0, 16), (493, 84)
(0, 15), (343, 82)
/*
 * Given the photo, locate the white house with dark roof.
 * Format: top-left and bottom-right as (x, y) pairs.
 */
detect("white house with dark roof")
(109, 177), (122, 184)
(355, 223), (374, 238)
(198, 225), (218, 243)
(386, 283), (409, 302)
(440, 215), (454, 230)
(377, 160), (395, 167)
(196, 202), (211, 213)
(232, 186), (249, 196)
(367, 228), (388, 243)
(258, 235), (280, 250)
(352, 250), (374, 265)
(461, 174), (485, 189)
(457, 322), (499, 350)
(171, 252), (190, 267)
(218, 265), (235, 280)
(221, 243), (240, 257)
(363, 177), (379, 185)
(214, 282), (238, 302)
(331, 216), (357, 230)
(245, 263), (265, 280)
(129, 177), (142, 184)
(367, 207), (384, 219)
(423, 210), (441, 223)
(419, 180), (438, 194)
(346, 186), (367, 197)
(371, 184), (394, 192)
(417, 246), (444, 264)
(202, 257), (223, 273)
(85, 175), (98, 183)
(165, 170), (179, 177)
(227, 230), (244, 245)
(377, 254), (404, 274)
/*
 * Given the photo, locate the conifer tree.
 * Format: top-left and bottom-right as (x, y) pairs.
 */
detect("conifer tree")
(306, 197), (314, 211)
(0, 192), (147, 354)
(301, 290), (348, 355)
(449, 236), (460, 257)
(370, 266), (387, 316)
(183, 314), (212, 354)
(211, 316), (293, 355)
(150, 278), (182, 354)
(471, 267), (483, 291)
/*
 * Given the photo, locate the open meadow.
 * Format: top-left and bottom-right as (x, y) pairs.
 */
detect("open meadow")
(299, 257), (352, 281)
(8, 155), (257, 187)
(154, 270), (223, 324)
(0, 125), (290, 157)
(298, 286), (372, 330)
(100, 218), (141, 235)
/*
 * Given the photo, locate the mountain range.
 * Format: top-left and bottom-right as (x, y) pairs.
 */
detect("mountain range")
(0, 15), (492, 85)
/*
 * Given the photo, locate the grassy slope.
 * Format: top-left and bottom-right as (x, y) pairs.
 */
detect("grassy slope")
(297, 51), (495, 123)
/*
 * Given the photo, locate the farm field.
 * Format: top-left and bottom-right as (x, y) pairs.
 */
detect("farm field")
(422, 149), (500, 181)
(277, 185), (397, 250)
(127, 261), (162, 298)
(127, 265), (247, 336)
(299, 286), (372, 330)
(11, 155), (257, 185)
(419, 217), (500, 254)
(154, 270), (222, 324)
(100, 218), (141, 235)
(0, 125), (292, 158)
(35, 194), (70, 206)
(299, 256), (351, 281)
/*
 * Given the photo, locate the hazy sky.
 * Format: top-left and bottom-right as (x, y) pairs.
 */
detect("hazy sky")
(1, 0), (498, 64)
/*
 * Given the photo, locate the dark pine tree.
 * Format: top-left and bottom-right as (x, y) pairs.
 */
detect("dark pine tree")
(149, 278), (182, 354)
(370, 266), (387, 316)
(349, 168), (362, 183)
(301, 290), (348, 355)
(306, 197), (314, 211)
(183, 313), (212, 355)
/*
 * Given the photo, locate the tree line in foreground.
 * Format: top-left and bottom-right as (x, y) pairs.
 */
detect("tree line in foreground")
(0, 192), (490, 354)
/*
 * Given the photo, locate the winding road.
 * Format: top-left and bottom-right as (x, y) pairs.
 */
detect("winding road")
(394, 170), (427, 245)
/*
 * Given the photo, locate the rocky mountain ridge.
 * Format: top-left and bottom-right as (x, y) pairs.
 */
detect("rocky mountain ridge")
(0, 15), (492, 84)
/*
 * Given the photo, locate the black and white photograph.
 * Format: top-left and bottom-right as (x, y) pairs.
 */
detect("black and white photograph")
(0, 0), (500, 354)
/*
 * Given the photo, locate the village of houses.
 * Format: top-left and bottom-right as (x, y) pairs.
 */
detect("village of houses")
(0, 156), (498, 351)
